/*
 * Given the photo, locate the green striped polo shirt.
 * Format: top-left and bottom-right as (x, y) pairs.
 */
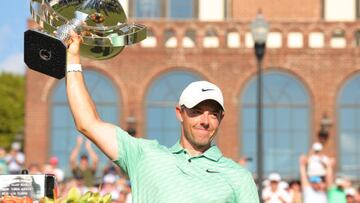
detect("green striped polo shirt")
(114, 127), (259, 203)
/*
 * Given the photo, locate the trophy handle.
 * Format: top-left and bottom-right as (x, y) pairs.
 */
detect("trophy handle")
(24, 29), (67, 79)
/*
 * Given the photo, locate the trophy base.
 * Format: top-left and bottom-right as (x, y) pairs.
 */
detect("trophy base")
(24, 30), (67, 79)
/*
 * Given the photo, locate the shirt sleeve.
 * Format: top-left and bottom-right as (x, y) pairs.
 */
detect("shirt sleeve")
(235, 171), (260, 203)
(113, 127), (152, 177)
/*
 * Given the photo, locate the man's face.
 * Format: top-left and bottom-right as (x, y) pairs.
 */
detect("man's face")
(346, 195), (355, 203)
(270, 181), (279, 191)
(80, 157), (89, 168)
(176, 100), (224, 150)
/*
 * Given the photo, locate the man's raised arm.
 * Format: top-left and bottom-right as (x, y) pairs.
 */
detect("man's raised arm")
(65, 31), (118, 161)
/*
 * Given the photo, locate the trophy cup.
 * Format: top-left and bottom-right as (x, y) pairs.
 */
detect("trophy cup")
(24, 0), (147, 79)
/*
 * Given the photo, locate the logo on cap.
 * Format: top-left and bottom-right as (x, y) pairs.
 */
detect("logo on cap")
(201, 88), (214, 92)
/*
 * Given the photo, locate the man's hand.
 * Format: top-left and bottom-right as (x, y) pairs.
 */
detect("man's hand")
(67, 31), (82, 65)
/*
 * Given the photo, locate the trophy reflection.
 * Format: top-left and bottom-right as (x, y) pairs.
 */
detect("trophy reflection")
(24, 0), (147, 79)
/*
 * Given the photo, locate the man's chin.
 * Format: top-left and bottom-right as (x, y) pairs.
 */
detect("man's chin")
(192, 140), (211, 149)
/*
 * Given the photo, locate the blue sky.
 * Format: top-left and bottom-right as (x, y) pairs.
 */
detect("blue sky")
(0, 1), (29, 75)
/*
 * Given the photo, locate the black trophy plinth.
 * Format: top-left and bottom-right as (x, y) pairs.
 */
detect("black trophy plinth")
(24, 30), (67, 79)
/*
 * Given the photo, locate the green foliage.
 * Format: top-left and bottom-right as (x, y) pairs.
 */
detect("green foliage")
(56, 188), (112, 203)
(0, 72), (25, 149)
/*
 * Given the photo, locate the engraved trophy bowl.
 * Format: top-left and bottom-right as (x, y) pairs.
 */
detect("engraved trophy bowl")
(24, 0), (147, 79)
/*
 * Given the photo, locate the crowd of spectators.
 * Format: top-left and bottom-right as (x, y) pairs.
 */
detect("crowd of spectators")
(1, 140), (360, 203)
(0, 140), (132, 203)
(257, 142), (360, 203)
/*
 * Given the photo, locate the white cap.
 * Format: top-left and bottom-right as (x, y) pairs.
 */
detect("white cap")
(312, 142), (323, 151)
(11, 142), (21, 150)
(335, 177), (345, 186)
(345, 188), (357, 196)
(103, 174), (117, 184)
(279, 181), (289, 190)
(268, 173), (281, 182)
(179, 81), (224, 110)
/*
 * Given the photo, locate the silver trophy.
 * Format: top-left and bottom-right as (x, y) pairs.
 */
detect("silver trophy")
(24, 0), (147, 79)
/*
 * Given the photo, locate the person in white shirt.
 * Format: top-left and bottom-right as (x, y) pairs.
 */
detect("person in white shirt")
(307, 142), (329, 178)
(5, 142), (25, 174)
(300, 155), (330, 203)
(262, 173), (292, 203)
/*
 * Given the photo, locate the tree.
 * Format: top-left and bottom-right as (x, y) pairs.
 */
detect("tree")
(0, 73), (25, 150)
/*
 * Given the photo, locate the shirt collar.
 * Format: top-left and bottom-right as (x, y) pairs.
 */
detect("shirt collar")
(169, 141), (223, 162)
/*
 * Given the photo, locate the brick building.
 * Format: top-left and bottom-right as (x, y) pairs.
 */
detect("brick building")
(25, 0), (360, 180)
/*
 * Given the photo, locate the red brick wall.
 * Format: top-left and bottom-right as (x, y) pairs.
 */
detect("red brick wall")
(24, 19), (360, 169)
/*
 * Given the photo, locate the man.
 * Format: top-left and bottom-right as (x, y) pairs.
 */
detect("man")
(70, 136), (98, 187)
(300, 155), (329, 203)
(262, 173), (291, 203)
(5, 142), (25, 174)
(344, 187), (357, 203)
(65, 32), (259, 202)
(307, 142), (330, 178)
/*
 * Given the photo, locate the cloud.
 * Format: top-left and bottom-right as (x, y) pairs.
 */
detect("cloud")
(0, 53), (25, 75)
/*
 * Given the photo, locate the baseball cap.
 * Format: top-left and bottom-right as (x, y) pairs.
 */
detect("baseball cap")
(309, 176), (322, 183)
(11, 142), (21, 150)
(268, 173), (281, 182)
(49, 156), (59, 165)
(179, 81), (224, 110)
(345, 188), (356, 196)
(335, 177), (345, 185)
(312, 142), (323, 151)
(103, 174), (117, 184)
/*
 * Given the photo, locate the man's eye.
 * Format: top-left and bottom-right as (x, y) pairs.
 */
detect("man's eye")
(192, 109), (202, 114)
(210, 112), (219, 118)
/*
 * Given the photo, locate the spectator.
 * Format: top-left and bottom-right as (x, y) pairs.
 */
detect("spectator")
(356, 187), (360, 203)
(328, 176), (349, 203)
(28, 163), (42, 175)
(5, 142), (25, 174)
(116, 177), (132, 203)
(100, 173), (120, 201)
(307, 142), (330, 178)
(238, 156), (252, 168)
(102, 160), (121, 177)
(43, 156), (65, 183)
(262, 173), (292, 203)
(70, 136), (98, 187)
(0, 147), (8, 174)
(345, 187), (357, 203)
(300, 155), (329, 203)
(289, 180), (303, 203)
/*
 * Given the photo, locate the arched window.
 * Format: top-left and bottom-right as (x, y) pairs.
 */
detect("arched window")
(240, 71), (310, 179)
(182, 28), (196, 48)
(338, 74), (360, 179)
(51, 70), (120, 176)
(146, 71), (201, 147)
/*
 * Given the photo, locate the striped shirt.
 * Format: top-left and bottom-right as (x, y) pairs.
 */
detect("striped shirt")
(114, 127), (259, 203)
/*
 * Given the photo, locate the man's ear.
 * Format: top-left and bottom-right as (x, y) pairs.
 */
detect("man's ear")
(175, 105), (183, 122)
(219, 111), (225, 123)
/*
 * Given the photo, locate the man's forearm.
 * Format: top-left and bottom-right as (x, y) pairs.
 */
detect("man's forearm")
(66, 72), (100, 135)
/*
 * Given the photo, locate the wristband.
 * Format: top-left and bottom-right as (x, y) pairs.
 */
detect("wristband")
(66, 64), (82, 72)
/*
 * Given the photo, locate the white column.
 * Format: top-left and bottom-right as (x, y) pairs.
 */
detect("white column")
(199, 0), (224, 21)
